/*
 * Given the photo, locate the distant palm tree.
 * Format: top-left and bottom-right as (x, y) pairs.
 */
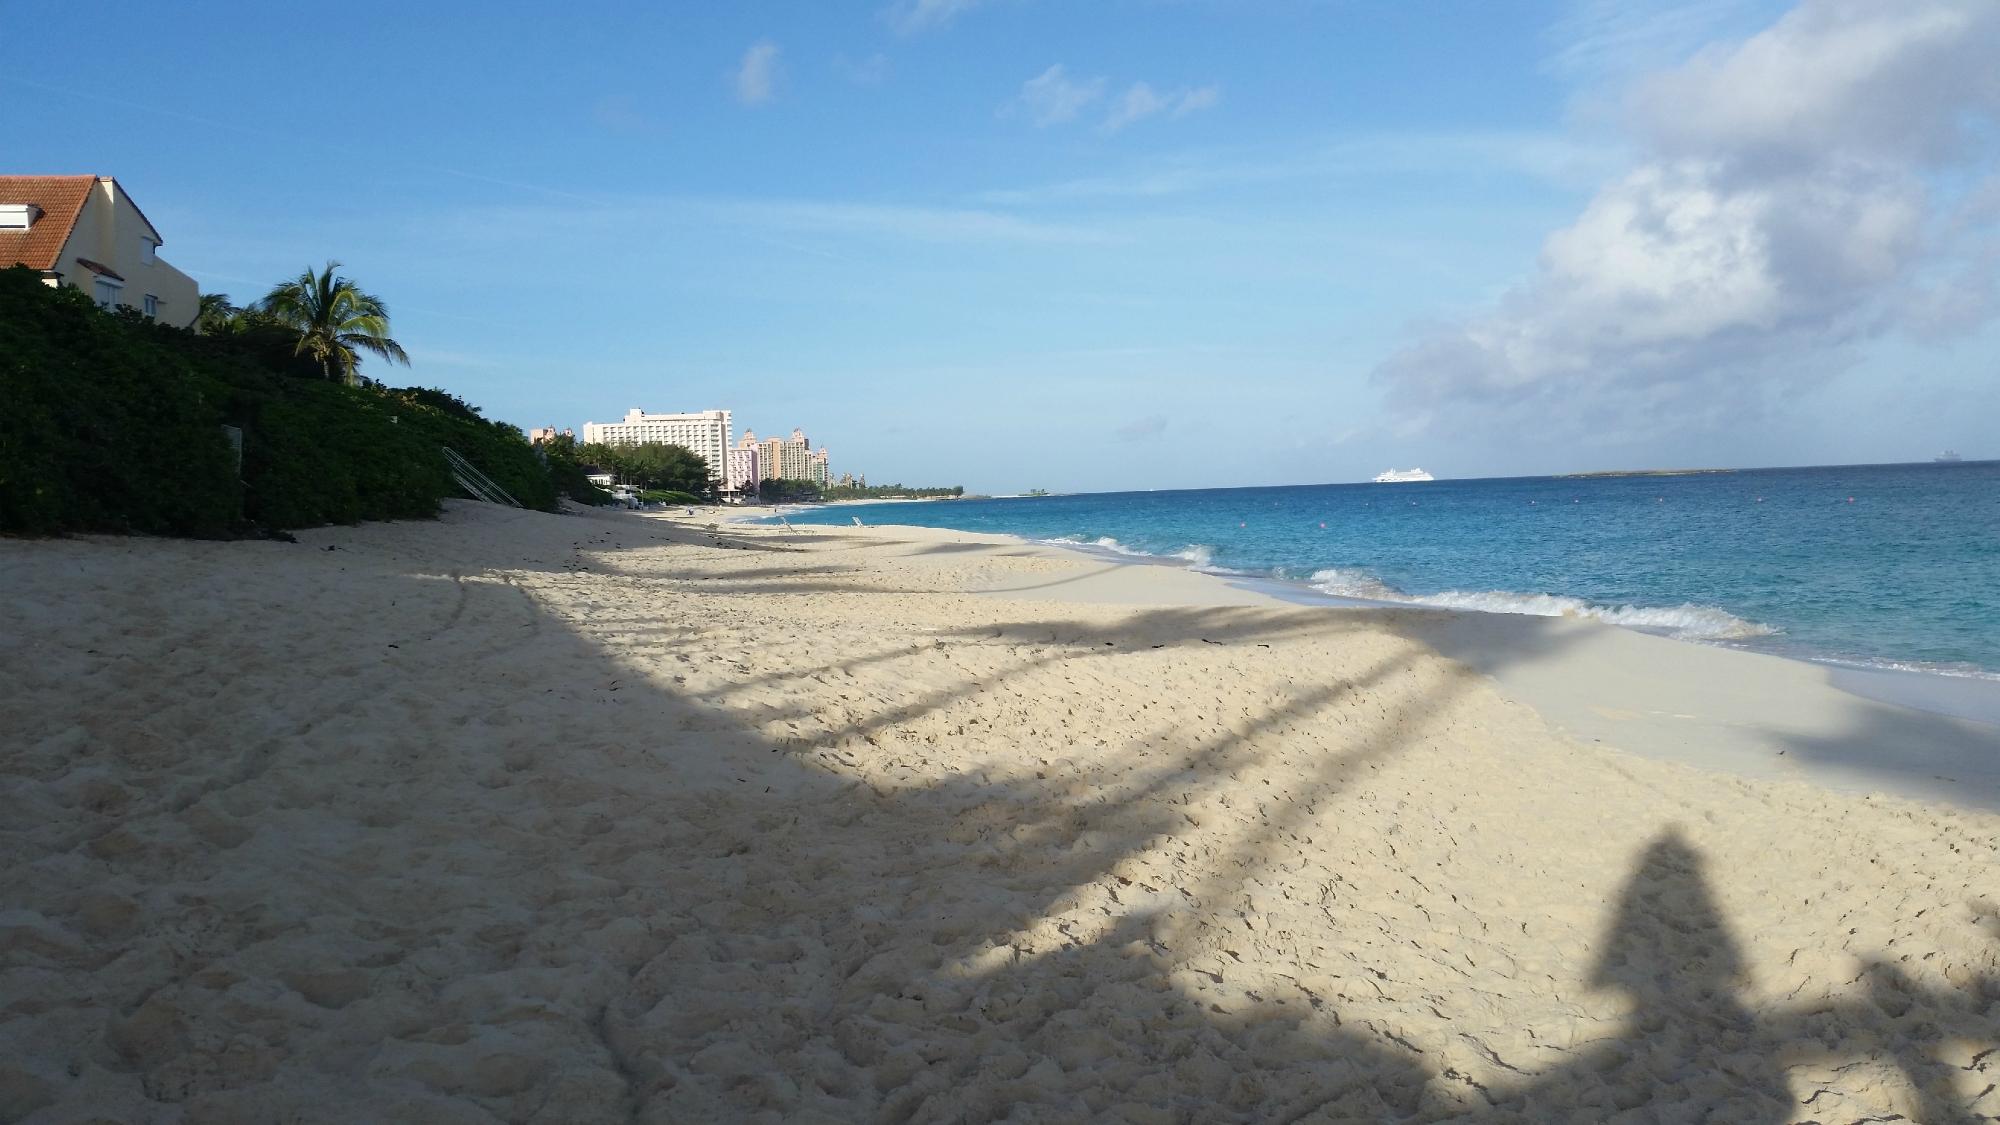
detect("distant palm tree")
(258, 262), (409, 385)
(196, 292), (240, 335)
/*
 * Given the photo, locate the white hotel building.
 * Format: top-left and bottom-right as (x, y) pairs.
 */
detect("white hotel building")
(581, 409), (733, 485)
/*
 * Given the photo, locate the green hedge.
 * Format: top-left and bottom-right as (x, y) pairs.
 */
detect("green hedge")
(0, 266), (557, 535)
(0, 277), (240, 535)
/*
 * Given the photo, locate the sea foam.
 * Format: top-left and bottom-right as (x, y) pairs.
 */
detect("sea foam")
(1046, 536), (1238, 573)
(1170, 544), (1217, 568)
(1307, 568), (1777, 642)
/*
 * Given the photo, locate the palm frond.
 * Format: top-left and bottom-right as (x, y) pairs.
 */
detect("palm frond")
(342, 333), (411, 366)
(256, 261), (408, 383)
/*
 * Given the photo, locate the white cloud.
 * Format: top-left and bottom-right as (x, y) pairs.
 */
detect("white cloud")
(1102, 82), (1220, 133)
(886, 0), (986, 34)
(1546, 0), (1780, 82)
(1007, 65), (1106, 127)
(736, 40), (781, 106)
(1011, 70), (1218, 133)
(1104, 83), (1169, 133)
(1376, 0), (2000, 438)
(1173, 84), (1221, 118)
(1631, 0), (2000, 171)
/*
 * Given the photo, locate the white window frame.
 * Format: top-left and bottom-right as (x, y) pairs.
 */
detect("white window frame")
(143, 294), (159, 318)
(141, 239), (158, 265)
(94, 277), (122, 309)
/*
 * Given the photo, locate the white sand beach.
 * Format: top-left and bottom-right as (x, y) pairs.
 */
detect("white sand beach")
(3, 502), (1996, 1122)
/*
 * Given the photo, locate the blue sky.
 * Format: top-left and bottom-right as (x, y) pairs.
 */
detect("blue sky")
(11, 0), (1998, 491)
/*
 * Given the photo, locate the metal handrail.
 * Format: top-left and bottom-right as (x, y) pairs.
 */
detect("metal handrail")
(441, 446), (521, 507)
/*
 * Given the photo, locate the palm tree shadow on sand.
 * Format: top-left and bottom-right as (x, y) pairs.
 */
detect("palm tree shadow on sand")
(25, 514), (1992, 1123)
(557, 530), (1998, 1123)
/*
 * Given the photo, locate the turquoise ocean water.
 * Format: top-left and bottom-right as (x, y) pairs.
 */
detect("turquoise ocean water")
(771, 462), (2000, 680)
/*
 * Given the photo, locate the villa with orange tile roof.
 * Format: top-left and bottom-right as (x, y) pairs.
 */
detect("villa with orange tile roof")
(0, 176), (199, 328)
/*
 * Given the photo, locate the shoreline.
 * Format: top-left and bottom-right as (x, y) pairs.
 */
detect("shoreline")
(755, 506), (2000, 720)
(734, 511), (2000, 810)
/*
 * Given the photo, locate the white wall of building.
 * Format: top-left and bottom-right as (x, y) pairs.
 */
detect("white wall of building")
(580, 408), (732, 483)
(54, 179), (199, 328)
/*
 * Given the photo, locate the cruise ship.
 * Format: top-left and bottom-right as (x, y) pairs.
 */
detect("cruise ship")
(1935, 450), (1963, 463)
(1372, 468), (1435, 483)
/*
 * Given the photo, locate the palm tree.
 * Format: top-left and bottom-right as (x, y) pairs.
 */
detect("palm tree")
(196, 292), (240, 335)
(258, 262), (409, 385)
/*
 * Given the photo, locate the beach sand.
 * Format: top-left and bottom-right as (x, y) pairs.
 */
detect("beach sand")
(2, 502), (1995, 1122)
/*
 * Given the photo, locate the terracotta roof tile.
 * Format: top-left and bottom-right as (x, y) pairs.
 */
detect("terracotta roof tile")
(0, 175), (96, 273)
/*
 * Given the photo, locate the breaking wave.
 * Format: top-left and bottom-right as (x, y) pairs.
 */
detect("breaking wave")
(1039, 546), (1773, 641)
(1170, 544), (1216, 568)
(1043, 536), (1237, 573)
(1307, 568), (1778, 642)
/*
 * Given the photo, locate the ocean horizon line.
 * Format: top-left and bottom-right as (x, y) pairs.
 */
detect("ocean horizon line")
(768, 461), (2000, 693)
(942, 455), (1997, 500)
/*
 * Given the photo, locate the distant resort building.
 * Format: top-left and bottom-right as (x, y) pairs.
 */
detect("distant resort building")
(571, 412), (835, 501)
(727, 433), (761, 501)
(758, 428), (809, 482)
(528, 426), (573, 445)
(581, 408), (732, 487)
(756, 427), (831, 487)
(0, 175), (199, 327)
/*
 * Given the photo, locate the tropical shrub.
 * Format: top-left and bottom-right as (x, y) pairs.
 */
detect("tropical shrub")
(0, 266), (557, 535)
(0, 272), (239, 535)
(537, 432), (615, 505)
(577, 441), (714, 496)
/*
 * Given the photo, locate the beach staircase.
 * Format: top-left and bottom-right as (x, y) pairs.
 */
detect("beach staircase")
(441, 447), (522, 508)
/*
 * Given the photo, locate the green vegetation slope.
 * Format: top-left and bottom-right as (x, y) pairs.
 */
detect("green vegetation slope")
(0, 267), (556, 536)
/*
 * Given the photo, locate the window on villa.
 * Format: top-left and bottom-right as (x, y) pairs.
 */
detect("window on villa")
(144, 294), (159, 318)
(94, 279), (120, 308)
(141, 240), (157, 265)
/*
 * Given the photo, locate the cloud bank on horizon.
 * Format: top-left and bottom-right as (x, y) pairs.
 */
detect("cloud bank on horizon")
(1376, 0), (2000, 440)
